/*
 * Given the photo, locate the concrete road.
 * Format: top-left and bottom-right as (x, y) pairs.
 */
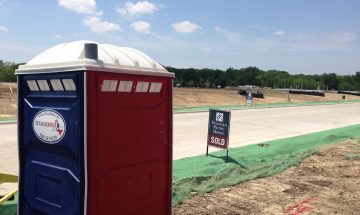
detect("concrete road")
(0, 123), (17, 175)
(174, 103), (360, 159)
(0, 123), (17, 195)
(1, 103), (360, 175)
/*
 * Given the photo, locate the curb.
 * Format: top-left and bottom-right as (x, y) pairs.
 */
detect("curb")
(174, 101), (360, 114)
(0, 120), (17, 125)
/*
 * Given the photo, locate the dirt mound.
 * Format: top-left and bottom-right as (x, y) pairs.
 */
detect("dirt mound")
(173, 140), (360, 214)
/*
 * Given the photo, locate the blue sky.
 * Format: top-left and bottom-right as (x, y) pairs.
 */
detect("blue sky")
(0, 0), (359, 74)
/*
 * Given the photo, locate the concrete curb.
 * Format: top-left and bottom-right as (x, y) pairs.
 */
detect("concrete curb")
(0, 120), (17, 125)
(174, 101), (360, 114)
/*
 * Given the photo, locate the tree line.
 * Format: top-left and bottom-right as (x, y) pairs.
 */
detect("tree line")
(1, 60), (359, 91)
(166, 66), (360, 91)
(0, 60), (18, 82)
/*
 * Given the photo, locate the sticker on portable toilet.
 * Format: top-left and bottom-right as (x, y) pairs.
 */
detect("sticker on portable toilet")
(32, 109), (66, 144)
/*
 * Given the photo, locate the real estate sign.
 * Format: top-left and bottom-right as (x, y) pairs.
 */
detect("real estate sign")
(207, 109), (231, 149)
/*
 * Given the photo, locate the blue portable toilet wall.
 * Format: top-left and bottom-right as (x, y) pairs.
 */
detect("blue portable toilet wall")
(17, 71), (86, 214)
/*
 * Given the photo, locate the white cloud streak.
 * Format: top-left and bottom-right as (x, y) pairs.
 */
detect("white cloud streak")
(285, 31), (357, 52)
(82, 16), (121, 33)
(330, 31), (356, 42)
(131, 21), (151, 33)
(172, 21), (200, 34)
(0, 25), (9, 32)
(117, 1), (159, 17)
(58, 0), (102, 15)
(272, 30), (285, 36)
(213, 26), (223, 32)
(54, 34), (64, 39)
(200, 47), (212, 52)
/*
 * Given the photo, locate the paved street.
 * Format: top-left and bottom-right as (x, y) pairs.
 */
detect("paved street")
(0, 123), (17, 175)
(0, 123), (17, 195)
(174, 103), (360, 159)
(1, 103), (360, 174)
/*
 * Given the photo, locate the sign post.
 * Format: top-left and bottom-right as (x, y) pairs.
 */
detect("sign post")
(206, 109), (231, 162)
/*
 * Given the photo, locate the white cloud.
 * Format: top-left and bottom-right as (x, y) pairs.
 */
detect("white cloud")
(153, 34), (187, 47)
(58, 0), (101, 15)
(117, 1), (159, 17)
(273, 31), (285, 36)
(0, 25), (9, 32)
(200, 47), (212, 52)
(131, 21), (151, 34)
(82, 16), (121, 33)
(213, 26), (223, 32)
(331, 31), (356, 42)
(282, 31), (357, 53)
(54, 34), (64, 39)
(172, 21), (200, 34)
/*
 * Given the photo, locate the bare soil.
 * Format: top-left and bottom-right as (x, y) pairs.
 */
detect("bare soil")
(0, 84), (17, 118)
(0, 84), (358, 117)
(173, 140), (360, 215)
(173, 88), (359, 108)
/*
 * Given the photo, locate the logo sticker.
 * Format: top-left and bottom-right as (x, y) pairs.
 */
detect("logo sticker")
(32, 109), (66, 144)
(216, 112), (224, 122)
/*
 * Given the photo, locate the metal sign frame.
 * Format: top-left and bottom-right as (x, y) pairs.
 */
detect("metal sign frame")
(206, 109), (231, 162)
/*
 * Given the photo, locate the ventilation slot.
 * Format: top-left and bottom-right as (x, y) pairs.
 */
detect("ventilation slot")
(135, 82), (149, 93)
(27, 80), (39, 91)
(36, 80), (50, 91)
(149, 82), (162, 93)
(62, 79), (76, 91)
(101, 80), (118, 92)
(118, 81), (133, 92)
(50, 79), (64, 91)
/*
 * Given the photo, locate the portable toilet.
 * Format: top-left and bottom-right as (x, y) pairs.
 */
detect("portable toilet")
(16, 41), (174, 215)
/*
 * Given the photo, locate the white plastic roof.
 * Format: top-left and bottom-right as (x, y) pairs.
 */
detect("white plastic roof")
(16, 40), (174, 77)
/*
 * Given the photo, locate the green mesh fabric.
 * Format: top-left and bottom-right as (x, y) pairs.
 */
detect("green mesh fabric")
(2, 124), (360, 210)
(0, 193), (17, 215)
(172, 124), (360, 205)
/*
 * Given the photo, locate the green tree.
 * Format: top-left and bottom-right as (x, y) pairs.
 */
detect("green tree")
(0, 61), (17, 82)
(321, 73), (339, 90)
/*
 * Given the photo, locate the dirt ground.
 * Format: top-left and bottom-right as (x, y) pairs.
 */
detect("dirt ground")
(0, 84), (358, 117)
(173, 88), (358, 108)
(0, 84), (17, 118)
(173, 140), (360, 215)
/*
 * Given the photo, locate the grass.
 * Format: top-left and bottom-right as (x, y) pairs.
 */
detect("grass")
(174, 99), (360, 113)
(0, 117), (16, 122)
(345, 154), (360, 160)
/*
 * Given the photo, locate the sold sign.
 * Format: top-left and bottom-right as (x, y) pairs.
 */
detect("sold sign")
(207, 109), (231, 150)
(209, 135), (227, 148)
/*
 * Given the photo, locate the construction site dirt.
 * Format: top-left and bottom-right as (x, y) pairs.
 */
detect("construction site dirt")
(174, 140), (360, 215)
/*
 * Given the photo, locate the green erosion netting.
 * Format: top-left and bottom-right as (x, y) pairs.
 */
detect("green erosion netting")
(0, 193), (17, 215)
(174, 100), (360, 113)
(172, 124), (360, 205)
(1, 125), (360, 210)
